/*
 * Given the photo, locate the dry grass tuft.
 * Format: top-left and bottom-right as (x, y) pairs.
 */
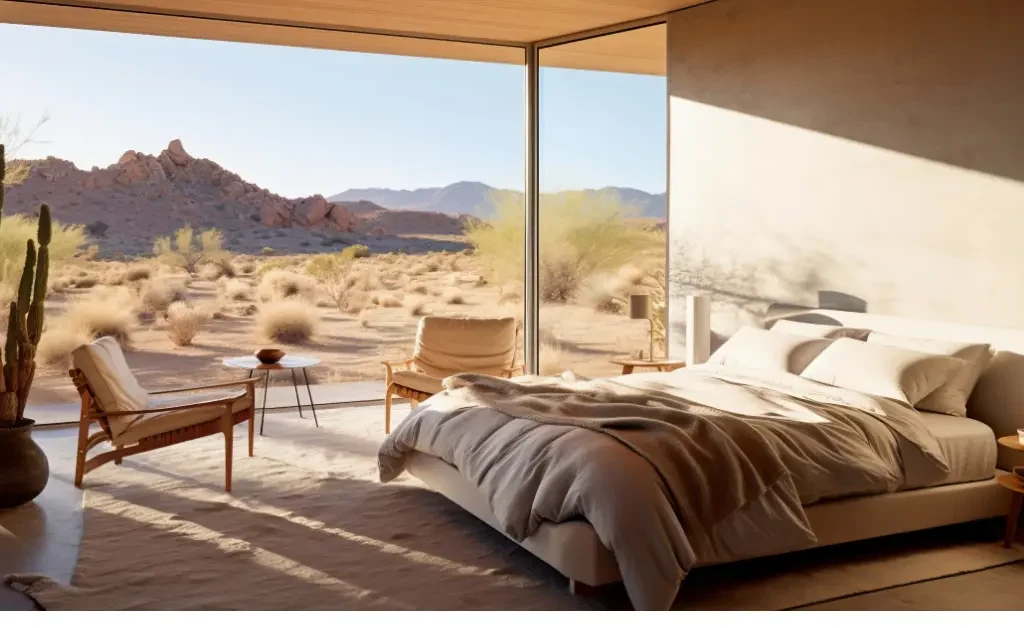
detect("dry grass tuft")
(102, 268), (125, 286)
(48, 276), (72, 295)
(236, 303), (258, 317)
(408, 284), (429, 295)
(73, 274), (99, 289)
(580, 274), (625, 314)
(123, 265), (152, 282)
(259, 269), (316, 303)
(37, 328), (90, 370)
(256, 300), (319, 344)
(223, 278), (254, 302)
(140, 279), (188, 313)
(407, 299), (431, 317)
(342, 292), (371, 315)
(65, 290), (137, 346)
(165, 301), (211, 346)
(443, 290), (466, 305)
(358, 309), (373, 328)
(371, 293), (403, 308)
(539, 340), (571, 376)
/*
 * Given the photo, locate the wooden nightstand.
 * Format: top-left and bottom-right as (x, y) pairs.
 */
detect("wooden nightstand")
(610, 357), (686, 376)
(996, 435), (1024, 548)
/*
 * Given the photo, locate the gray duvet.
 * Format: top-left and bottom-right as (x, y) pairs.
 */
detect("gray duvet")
(378, 364), (950, 610)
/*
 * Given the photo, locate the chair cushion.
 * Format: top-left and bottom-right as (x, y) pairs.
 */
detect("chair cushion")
(111, 391), (252, 446)
(392, 370), (445, 395)
(71, 337), (149, 438)
(413, 316), (518, 378)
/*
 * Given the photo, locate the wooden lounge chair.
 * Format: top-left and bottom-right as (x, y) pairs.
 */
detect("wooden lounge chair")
(381, 316), (523, 434)
(69, 337), (259, 492)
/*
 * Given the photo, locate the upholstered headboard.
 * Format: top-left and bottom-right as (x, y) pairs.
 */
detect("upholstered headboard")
(766, 305), (1024, 470)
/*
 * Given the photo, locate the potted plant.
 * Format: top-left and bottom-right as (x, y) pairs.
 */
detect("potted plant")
(0, 143), (51, 509)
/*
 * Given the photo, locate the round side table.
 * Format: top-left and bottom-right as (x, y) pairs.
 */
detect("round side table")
(223, 355), (321, 435)
(996, 435), (1024, 547)
(609, 357), (686, 376)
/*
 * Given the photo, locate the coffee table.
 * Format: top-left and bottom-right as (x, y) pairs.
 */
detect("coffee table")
(223, 355), (320, 435)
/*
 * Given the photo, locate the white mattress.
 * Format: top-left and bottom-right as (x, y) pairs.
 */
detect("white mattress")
(919, 412), (997, 486)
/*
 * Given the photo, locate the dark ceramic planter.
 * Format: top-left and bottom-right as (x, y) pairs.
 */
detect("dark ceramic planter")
(0, 418), (49, 509)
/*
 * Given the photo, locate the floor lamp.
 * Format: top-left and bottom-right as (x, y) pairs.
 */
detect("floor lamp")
(629, 293), (655, 361)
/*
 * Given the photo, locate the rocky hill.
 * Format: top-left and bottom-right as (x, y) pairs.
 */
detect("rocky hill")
(6, 140), (467, 257)
(330, 181), (667, 219)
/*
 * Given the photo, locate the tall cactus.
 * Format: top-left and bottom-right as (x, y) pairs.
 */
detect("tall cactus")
(0, 143), (50, 425)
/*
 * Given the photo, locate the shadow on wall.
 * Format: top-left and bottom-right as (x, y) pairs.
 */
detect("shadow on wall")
(670, 0), (1024, 183)
(669, 241), (868, 353)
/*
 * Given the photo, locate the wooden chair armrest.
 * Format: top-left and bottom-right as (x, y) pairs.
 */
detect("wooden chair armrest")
(86, 392), (246, 419)
(150, 378), (263, 395)
(501, 364), (526, 377)
(381, 357), (415, 381)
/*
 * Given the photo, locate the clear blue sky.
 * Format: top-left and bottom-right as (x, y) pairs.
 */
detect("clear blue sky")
(1, 23), (665, 198)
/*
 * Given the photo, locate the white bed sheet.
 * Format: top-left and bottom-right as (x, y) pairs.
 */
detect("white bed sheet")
(918, 411), (997, 485)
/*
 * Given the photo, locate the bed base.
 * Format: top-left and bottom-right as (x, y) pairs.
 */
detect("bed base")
(405, 451), (1011, 592)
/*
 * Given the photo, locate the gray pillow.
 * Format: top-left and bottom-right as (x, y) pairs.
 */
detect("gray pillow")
(867, 332), (991, 417)
(771, 319), (870, 341)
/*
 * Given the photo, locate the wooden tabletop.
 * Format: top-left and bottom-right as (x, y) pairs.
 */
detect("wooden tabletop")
(609, 357), (687, 368)
(998, 473), (1024, 495)
(223, 355), (320, 370)
(998, 435), (1024, 452)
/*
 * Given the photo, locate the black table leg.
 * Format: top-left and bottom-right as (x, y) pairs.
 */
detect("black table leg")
(290, 369), (305, 418)
(302, 368), (320, 428)
(259, 370), (271, 435)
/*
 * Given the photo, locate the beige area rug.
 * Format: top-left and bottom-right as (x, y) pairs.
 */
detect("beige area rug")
(5, 405), (1024, 610)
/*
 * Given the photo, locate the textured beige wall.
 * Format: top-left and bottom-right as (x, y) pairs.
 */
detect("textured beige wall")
(666, 0), (1024, 356)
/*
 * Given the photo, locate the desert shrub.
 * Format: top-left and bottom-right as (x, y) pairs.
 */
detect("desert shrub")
(408, 283), (428, 295)
(580, 275), (625, 314)
(165, 301), (210, 346)
(48, 276), (72, 294)
(342, 292), (370, 315)
(37, 327), (91, 370)
(347, 268), (381, 292)
(211, 256), (236, 279)
(102, 268), (125, 286)
(0, 213), (86, 293)
(407, 300), (430, 317)
(358, 309), (373, 328)
(123, 265), (151, 282)
(64, 290), (137, 346)
(306, 253), (357, 311)
(539, 340), (570, 376)
(261, 247), (274, 256)
(72, 274), (99, 289)
(465, 190), (662, 302)
(256, 301), (318, 344)
(238, 260), (256, 274)
(259, 269), (316, 303)
(153, 224), (228, 276)
(444, 290), (466, 305)
(236, 303), (258, 317)
(223, 278), (254, 301)
(371, 293), (402, 308)
(340, 244), (370, 260)
(199, 263), (223, 281)
(140, 279), (188, 313)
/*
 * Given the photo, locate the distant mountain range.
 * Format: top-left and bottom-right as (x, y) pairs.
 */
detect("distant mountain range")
(329, 181), (666, 219)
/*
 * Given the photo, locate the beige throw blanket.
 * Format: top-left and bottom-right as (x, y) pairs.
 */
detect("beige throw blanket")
(378, 365), (950, 610)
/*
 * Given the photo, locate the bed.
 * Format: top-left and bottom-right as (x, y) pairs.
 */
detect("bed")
(378, 309), (1024, 608)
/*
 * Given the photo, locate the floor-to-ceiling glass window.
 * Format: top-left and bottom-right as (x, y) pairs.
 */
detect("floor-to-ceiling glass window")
(536, 25), (667, 377)
(0, 22), (524, 422)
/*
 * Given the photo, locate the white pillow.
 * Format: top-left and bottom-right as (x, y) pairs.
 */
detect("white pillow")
(867, 332), (991, 417)
(801, 338), (969, 406)
(771, 319), (870, 341)
(707, 327), (832, 374)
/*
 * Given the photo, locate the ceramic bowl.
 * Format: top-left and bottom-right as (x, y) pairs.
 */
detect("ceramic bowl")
(255, 348), (285, 364)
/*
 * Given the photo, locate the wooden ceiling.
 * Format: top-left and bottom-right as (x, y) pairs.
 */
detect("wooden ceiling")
(0, 0), (682, 73)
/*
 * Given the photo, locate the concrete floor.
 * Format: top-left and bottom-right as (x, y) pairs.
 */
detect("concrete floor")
(2, 417), (1022, 610)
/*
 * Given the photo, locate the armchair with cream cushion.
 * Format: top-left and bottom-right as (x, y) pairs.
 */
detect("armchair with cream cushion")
(69, 337), (259, 492)
(382, 316), (522, 433)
